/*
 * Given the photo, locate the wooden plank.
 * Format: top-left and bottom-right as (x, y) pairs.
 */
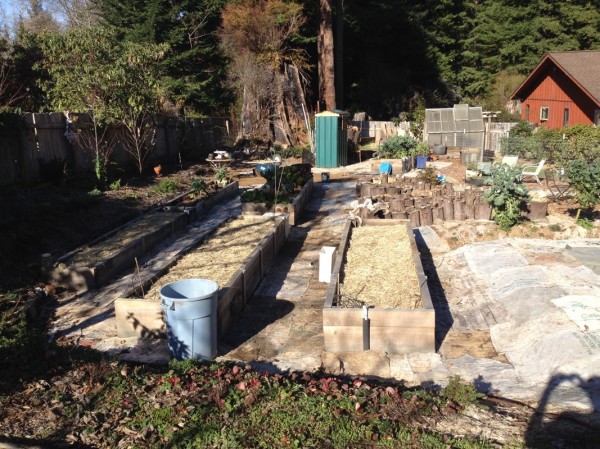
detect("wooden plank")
(114, 298), (165, 338)
(323, 326), (435, 353)
(274, 217), (287, 253)
(322, 308), (435, 327)
(217, 270), (244, 337)
(260, 233), (276, 271)
(243, 248), (262, 300)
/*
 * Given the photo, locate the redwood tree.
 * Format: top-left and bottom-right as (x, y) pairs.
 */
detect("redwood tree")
(318, 0), (335, 111)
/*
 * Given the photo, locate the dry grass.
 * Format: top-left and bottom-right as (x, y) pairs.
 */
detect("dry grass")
(340, 225), (422, 308)
(145, 217), (276, 300)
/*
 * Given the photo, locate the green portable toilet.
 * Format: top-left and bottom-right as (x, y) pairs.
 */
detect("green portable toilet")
(315, 110), (349, 168)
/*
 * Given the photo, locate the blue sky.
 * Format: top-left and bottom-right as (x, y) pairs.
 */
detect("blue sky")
(0, 0), (18, 23)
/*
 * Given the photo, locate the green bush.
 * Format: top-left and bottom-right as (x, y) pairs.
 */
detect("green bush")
(566, 158), (600, 222)
(508, 121), (533, 138)
(240, 188), (289, 206)
(109, 179), (121, 191)
(190, 177), (207, 196)
(441, 376), (483, 408)
(501, 125), (600, 164)
(151, 179), (179, 195)
(378, 135), (419, 158)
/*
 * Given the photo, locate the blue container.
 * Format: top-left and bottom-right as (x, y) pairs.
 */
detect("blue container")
(416, 156), (428, 169)
(379, 162), (392, 175)
(160, 279), (219, 361)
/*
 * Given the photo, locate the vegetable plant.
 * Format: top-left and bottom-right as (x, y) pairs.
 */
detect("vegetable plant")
(484, 165), (530, 230)
(378, 135), (419, 158)
(566, 158), (600, 223)
(214, 166), (228, 183)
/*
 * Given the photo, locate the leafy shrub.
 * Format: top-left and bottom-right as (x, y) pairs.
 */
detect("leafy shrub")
(151, 179), (178, 195)
(418, 167), (439, 185)
(508, 121), (533, 138)
(190, 177), (207, 195)
(214, 166), (228, 182)
(378, 135), (419, 158)
(88, 187), (104, 197)
(484, 165), (530, 230)
(441, 376), (483, 408)
(109, 179), (121, 191)
(240, 188), (289, 206)
(501, 125), (600, 164)
(566, 158), (600, 222)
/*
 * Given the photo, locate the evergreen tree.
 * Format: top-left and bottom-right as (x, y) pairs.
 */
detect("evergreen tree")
(93, 0), (230, 115)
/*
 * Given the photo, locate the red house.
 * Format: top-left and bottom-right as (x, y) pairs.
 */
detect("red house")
(511, 51), (600, 129)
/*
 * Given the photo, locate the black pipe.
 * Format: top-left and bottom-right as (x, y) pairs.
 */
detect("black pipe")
(362, 305), (370, 350)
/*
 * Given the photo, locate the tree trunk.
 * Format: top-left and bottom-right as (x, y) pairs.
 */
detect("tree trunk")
(334, 0), (344, 109)
(319, 0), (336, 111)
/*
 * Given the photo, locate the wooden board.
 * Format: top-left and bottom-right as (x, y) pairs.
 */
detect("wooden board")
(114, 298), (165, 338)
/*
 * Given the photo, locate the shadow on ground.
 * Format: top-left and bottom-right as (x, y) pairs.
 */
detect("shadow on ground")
(412, 228), (453, 351)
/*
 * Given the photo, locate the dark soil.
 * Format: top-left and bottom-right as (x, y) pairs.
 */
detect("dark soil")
(0, 162), (223, 292)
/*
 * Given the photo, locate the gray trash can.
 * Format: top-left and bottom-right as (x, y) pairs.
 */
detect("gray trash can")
(160, 278), (219, 361)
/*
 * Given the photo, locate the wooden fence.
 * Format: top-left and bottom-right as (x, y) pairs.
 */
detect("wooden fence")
(0, 112), (229, 186)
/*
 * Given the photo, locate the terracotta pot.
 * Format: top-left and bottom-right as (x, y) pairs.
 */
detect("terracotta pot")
(153, 166), (162, 176)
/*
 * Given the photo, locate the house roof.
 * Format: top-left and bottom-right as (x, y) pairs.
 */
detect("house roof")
(511, 50), (600, 107)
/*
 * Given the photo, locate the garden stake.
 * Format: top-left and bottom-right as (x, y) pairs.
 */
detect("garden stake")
(135, 257), (145, 299)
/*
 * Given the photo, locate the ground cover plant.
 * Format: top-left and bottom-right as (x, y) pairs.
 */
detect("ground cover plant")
(0, 319), (498, 449)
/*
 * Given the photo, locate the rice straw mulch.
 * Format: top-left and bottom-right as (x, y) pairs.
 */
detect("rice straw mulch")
(144, 217), (276, 300)
(339, 225), (422, 309)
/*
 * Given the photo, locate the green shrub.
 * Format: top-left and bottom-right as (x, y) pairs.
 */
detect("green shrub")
(441, 376), (483, 408)
(214, 166), (228, 182)
(501, 124), (600, 163)
(566, 158), (600, 221)
(88, 187), (104, 197)
(508, 121), (533, 138)
(190, 177), (207, 196)
(240, 188), (289, 206)
(378, 135), (419, 158)
(109, 179), (121, 191)
(151, 179), (178, 195)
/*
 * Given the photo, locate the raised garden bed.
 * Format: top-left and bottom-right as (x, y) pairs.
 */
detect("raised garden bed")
(323, 219), (435, 354)
(241, 178), (313, 226)
(51, 181), (239, 292)
(114, 215), (288, 339)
